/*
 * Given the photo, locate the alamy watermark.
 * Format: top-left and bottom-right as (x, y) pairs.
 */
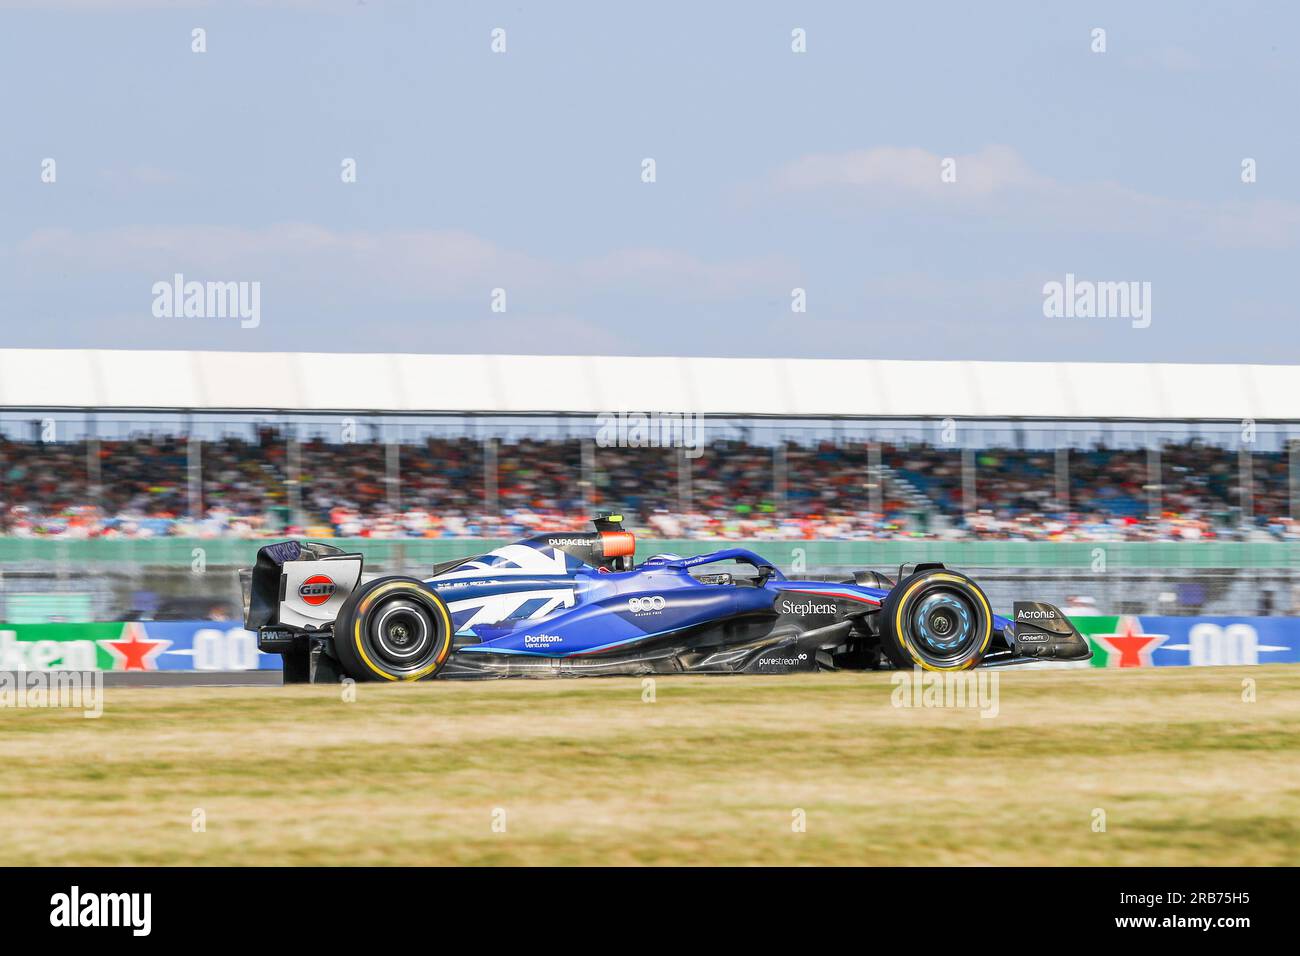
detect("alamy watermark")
(890, 667), (999, 719)
(1042, 273), (1151, 329)
(50, 885), (150, 936)
(595, 411), (705, 459)
(152, 273), (261, 328)
(0, 670), (103, 718)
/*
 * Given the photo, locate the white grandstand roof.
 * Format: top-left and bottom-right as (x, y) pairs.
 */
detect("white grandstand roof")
(0, 348), (1293, 421)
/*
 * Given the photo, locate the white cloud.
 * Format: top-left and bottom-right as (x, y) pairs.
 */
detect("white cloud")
(767, 145), (1300, 248)
(1126, 46), (1203, 73)
(14, 223), (794, 303)
(98, 166), (184, 189)
(774, 145), (1042, 200)
(574, 248), (793, 300)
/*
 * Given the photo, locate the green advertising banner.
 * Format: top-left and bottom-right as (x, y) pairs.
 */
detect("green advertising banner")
(0, 622), (124, 671)
(0, 621), (279, 672)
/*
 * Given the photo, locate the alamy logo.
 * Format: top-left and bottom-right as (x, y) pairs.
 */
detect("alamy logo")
(0, 670), (103, 718)
(152, 273), (261, 328)
(891, 668), (1000, 719)
(50, 886), (151, 936)
(596, 411), (705, 459)
(1041, 273), (1151, 329)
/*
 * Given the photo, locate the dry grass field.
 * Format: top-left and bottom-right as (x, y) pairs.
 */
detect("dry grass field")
(2, 666), (1298, 865)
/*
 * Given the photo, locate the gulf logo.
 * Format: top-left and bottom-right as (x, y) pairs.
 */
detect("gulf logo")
(298, 574), (337, 607)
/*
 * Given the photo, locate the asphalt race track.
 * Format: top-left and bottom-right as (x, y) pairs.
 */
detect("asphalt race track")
(103, 671), (282, 688)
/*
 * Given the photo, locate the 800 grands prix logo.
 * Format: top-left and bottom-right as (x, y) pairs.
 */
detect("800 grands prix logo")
(298, 575), (337, 607)
(628, 595), (667, 614)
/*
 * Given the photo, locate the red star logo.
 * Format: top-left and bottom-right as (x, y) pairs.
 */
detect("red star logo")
(1094, 616), (1167, 668)
(97, 622), (171, 672)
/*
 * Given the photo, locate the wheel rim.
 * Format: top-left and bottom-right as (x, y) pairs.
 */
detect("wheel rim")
(910, 590), (978, 661)
(369, 598), (435, 670)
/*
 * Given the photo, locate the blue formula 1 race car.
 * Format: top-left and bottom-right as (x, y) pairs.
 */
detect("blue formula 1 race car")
(242, 515), (1092, 683)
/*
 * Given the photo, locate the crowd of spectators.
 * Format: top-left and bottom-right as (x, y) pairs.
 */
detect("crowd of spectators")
(1, 432), (1296, 541)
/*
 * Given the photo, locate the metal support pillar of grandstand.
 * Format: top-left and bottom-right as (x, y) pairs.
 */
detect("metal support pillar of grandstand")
(1054, 446), (1069, 511)
(1147, 444), (1161, 519)
(867, 441), (883, 516)
(1290, 439), (1300, 521)
(581, 439), (596, 515)
(1238, 444), (1254, 528)
(86, 438), (101, 501)
(386, 441), (400, 513)
(961, 447), (975, 518)
(773, 442), (787, 516)
(186, 435), (202, 519)
(287, 434), (302, 529)
(83, 411), (101, 502)
(483, 437), (498, 515)
(677, 446), (693, 515)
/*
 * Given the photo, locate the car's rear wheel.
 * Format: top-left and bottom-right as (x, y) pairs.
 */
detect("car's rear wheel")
(333, 577), (453, 681)
(879, 568), (992, 671)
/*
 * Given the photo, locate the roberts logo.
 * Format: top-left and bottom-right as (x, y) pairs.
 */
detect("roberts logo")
(781, 600), (836, 616)
(50, 886), (151, 936)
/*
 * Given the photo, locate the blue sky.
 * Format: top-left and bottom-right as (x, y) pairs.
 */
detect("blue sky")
(2, 0), (1298, 363)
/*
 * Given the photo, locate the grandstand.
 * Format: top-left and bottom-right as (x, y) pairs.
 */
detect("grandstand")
(0, 431), (1296, 542)
(2, 349), (1299, 620)
(1, 349), (1298, 541)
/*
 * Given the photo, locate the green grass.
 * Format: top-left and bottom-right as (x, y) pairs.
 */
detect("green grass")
(1, 666), (1298, 865)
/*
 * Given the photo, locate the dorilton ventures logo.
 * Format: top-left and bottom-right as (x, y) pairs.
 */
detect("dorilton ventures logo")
(522, 634), (563, 648)
(50, 886), (151, 936)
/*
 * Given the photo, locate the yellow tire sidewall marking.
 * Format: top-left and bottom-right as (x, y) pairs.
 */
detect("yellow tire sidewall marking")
(353, 581), (452, 681)
(893, 573), (992, 672)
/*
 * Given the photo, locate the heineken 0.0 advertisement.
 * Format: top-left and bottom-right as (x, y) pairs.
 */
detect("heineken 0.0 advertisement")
(0, 622), (279, 672)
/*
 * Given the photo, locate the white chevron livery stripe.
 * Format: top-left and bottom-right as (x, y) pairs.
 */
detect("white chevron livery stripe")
(432, 544), (571, 580)
(446, 587), (577, 632)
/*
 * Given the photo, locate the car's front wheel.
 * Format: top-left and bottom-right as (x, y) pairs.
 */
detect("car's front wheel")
(879, 568), (993, 671)
(332, 577), (453, 681)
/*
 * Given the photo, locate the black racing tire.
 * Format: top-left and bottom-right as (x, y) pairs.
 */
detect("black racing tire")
(332, 576), (453, 682)
(879, 568), (993, 671)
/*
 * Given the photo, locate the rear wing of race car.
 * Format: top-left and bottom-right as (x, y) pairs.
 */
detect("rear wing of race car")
(240, 541), (364, 632)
